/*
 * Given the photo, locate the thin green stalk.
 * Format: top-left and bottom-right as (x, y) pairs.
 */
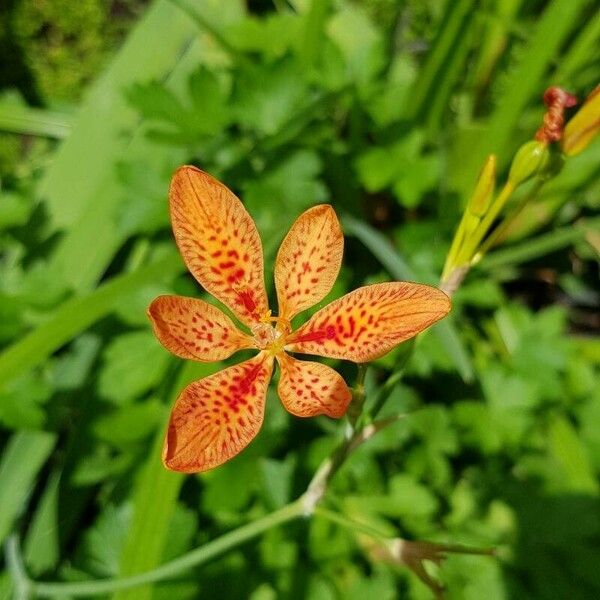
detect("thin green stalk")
(313, 506), (391, 543)
(13, 385), (412, 598)
(456, 181), (515, 265)
(5, 536), (32, 600)
(474, 178), (545, 260)
(347, 364), (368, 426)
(442, 210), (469, 280)
(19, 500), (304, 598)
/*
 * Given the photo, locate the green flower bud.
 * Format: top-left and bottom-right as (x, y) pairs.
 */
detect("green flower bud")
(467, 154), (496, 217)
(508, 140), (550, 187)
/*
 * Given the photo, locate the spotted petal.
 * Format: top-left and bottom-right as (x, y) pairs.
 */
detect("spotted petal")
(148, 295), (255, 362)
(276, 352), (351, 418)
(275, 205), (343, 320)
(286, 282), (451, 363)
(163, 353), (274, 473)
(169, 166), (269, 326)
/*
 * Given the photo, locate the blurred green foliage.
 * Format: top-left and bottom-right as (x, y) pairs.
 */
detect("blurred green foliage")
(0, 0), (598, 599)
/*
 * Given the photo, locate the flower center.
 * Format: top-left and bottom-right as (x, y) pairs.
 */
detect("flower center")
(251, 311), (292, 355)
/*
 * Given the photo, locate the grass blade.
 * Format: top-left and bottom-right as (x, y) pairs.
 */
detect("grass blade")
(480, 216), (600, 269)
(467, 0), (591, 175)
(406, 0), (475, 122)
(0, 432), (57, 546)
(0, 105), (71, 138)
(113, 361), (213, 600)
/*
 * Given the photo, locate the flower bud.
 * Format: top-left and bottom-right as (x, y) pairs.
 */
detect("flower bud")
(369, 537), (495, 597)
(508, 140), (550, 186)
(467, 154), (496, 217)
(562, 85), (600, 156)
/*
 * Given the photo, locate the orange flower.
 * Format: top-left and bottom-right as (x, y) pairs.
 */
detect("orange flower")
(148, 166), (451, 473)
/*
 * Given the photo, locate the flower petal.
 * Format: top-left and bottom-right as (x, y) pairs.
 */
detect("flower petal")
(276, 352), (351, 418)
(163, 353), (274, 473)
(148, 295), (255, 362)
(275, 204), (343, 320)
(286, 282), (451, 363)
(169, 166), (269, 326)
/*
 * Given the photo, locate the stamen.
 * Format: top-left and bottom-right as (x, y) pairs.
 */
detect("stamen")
(253, 311), (292, 354)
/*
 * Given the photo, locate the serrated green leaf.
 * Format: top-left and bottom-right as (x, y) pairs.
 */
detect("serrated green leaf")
(98, 331), (170, 404)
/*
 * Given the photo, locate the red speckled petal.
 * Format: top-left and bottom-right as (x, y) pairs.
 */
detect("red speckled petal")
(148, 295), (255, 362)
(275, 205), (343, 320)
(169, 166), (269, 326)
(286, 282), (451, 363)
(276, 352), (351, 418)
(163, 353), (274, 473)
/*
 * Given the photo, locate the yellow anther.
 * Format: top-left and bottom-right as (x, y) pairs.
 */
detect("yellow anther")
(259, 310), (273, 323)
(258, 310), (292, 336)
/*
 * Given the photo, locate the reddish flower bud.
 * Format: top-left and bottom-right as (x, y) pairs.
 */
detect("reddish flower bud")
(535, 86), (578, 144)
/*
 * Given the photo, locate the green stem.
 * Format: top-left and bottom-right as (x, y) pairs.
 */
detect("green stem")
(24, 500), (304, 598)
(474, 178), (545, 261)
(347, 364), (368, 427)
(313, 506), (392, 542)
(367, 337), (416, 422)
(5, 536), (33, 600)
(456, 181), (515, 265)
(442, 209), (469, 281)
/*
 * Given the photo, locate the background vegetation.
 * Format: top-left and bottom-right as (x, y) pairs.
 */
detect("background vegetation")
(0, 0), (598, 598)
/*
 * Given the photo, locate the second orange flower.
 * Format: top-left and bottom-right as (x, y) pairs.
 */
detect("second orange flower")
(148, 166), (451, 473)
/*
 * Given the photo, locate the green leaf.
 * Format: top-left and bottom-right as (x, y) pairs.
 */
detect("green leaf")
(481, 365), (541, 447)
(128, 67), (231, 143)
(327, 4), (385, 86)
(260, 457), (296, 510)
(0, 251), (182, 391)
(230, 13), (301, 60)
(80, 503), (131, 577)
(24, 471), (61, 575)
(201, 456), (258, 515)
(243, 150), (327, 214)
(234, 58), (311, 136)
(346, 473), (439, 521)
(0, 192), (33, 229)
(547, 416), (599, 495)
(0, 431), (56, 546)
(114, 361), (213, 600)
(355, 132), (440, 208)
(51, 334), (101, 391)
(92, 400), (165, 446)
(0, 372), (52, 430)
(99, 331), (171, 404)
